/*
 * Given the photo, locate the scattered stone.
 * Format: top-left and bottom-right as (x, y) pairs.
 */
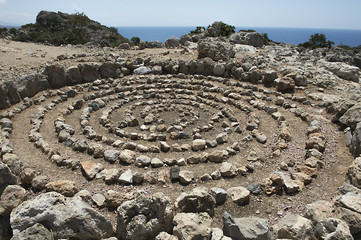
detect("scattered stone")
(118, 169), (133, 184)
(45, 180), (79, 197)
(208, 150), (225, 163)
(216, 133), (228, 144)
(192, 139), (206, 151)
(302, 200), (334, 224)
(104, 149), (120, 163)
(170, 166), (181, 182)
(227, 187), (250, 205)
(80, 161), (104, 180)
(247, 183), (263, 195)
(31, 175), (49, 191)
(92, 193), (106, 208)
(220, 162), (237, 178)
(105, 190), (133, 210)
(0, 185), (27, 217)
(135, 155), (151, 168)
(134, 66), (152, 75)
(119, 150), (136, 165)
(210, 187), (227, 205)
(179, 170), (194, 184)
(315, 218), (353, 240)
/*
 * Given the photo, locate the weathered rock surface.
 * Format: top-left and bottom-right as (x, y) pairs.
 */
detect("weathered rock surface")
(198, 38), (235, 61)
(175, 186), (216, 217)
(0, 185), (27, 217)
(229, 31), (265, 47)
(272, 213), (314, 239)
(173, 212), (212, 240)
(315, 218), (353, 240)
(347, 157), (361, 188)
(222, 212), (270, 240)
(11, 223), (54, 240)
(116, 192), (173, 240)
(10, 192), (113, 239)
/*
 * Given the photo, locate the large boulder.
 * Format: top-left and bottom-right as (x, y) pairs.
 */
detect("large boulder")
(271, 213), (314, 239)
(335, 192), (361, 235)
(11, 223), (54, 240)
(229, 31), (265, 47)
(320, 60), (360, 82)
(146, 41), (164, 48)
(43, 64), (66, 89)
(0, 83), (12, 109)
(347, 157), (361, 188)
(116, 192), (174, 240)
(175, 187), (216, 217)
(0, 185), (27, 217)
(276, 77), (295, 93)
(0, 162), (18, 186)
(339, 103), (361, 129)
(198, 38), (235, 61)
(10, 192), (113, 239)
(79, 63), (100, 82)
(173, 212), (212, 240)
(165, 36), (180, 48)
(65, 66), (82, 85)
(98, 62), (120, 79)
(14, 74), (51, 98)
(315, 218), (353, 240)
(350, 123), (361, 157)
(223, 212), (270, 240)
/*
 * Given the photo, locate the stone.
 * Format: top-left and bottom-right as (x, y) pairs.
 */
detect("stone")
(247, 183), (263, 195)
(347, 157), (361, 188)
(208, 150), (225, 163)
(135, 155), (151, 168)
(210, 187), (227, 205)
(43, 64), (66, 89)
(179, 170), (194, 184)
(11, 223), (54, 240)
(277, 172), (300, 194)
(151, 158), (164, 168)
(105, 190), (133, 209)
(2, 153), (25, 176)
(0, 185), (27, 217)
(104, 150), (120, 163)
(350, 123), (361, 157)
(255, 133), (267, 144)
(45, 180), (79, 197)
(134, 66), (152, 75)
(92, 193), (106, 208)
(80, 161), (104, 180)
(165, 36), (180, 48)
(315, 218), (353, 240)
(211, 170), (222, 180)
(321, 60), (360, 82)
(229, 31), (265, 47)
(31, 175), (49, 191)
(302, 200), (334, 224)
(339, 103), (361, 130)
(116, 192), (173, 240)
(66, 66), (82, 85)
(263, 69), (278, 85)
(220, 162), (237, 178)
(19, 168), (36, 186)
(298, 165), (318, 178)
(173, 212), (212, 240)
(133, 172), (145, 184)
(170, 166), (180, 182)
(0, 162), (17, 186)
(272, 213), (314, 240)
(175, 187), (216, 217)
(160, 141), (171, 152)
(10, 192), (113, 239)
(198, 38), (235, 61)
(213, 63), (226, 77)
(276, 77), (295, 93)
(192, 139), (206, 151)
(119, 42), (131, 50)
(227, 187), (250, 205)
(119, 150), (137, 165)
(155, 232), (178, 240)
(79, 63), (100, 82)
(222, 211), (271, 240)
(216, 133), (228, 144)
(118, 169), (133, 184)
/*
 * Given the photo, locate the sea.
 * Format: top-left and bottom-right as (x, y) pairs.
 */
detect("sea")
(117, 26), (361, 47)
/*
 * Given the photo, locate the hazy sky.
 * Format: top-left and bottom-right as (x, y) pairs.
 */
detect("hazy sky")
(0, 0), (360, 29)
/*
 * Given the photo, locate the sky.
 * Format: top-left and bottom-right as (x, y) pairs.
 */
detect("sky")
(0, 0), (361, 29)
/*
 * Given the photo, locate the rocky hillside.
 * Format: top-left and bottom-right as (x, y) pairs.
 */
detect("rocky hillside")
(11, 11), (130, 47)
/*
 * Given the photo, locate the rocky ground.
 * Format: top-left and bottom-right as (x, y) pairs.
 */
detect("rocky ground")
(1, 24), (361, 240)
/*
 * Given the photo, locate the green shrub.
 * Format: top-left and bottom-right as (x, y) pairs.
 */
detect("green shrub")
(218, 22), (235, 37)
(0, 27), (7, 34)
(9, 27), (17, 35)
(131, 37), (140, 45)
(299, 33), (334, 49)
(190, 26), (205, 35)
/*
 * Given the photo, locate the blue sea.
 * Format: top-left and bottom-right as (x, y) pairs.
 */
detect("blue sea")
(117, 26), (361, 47)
